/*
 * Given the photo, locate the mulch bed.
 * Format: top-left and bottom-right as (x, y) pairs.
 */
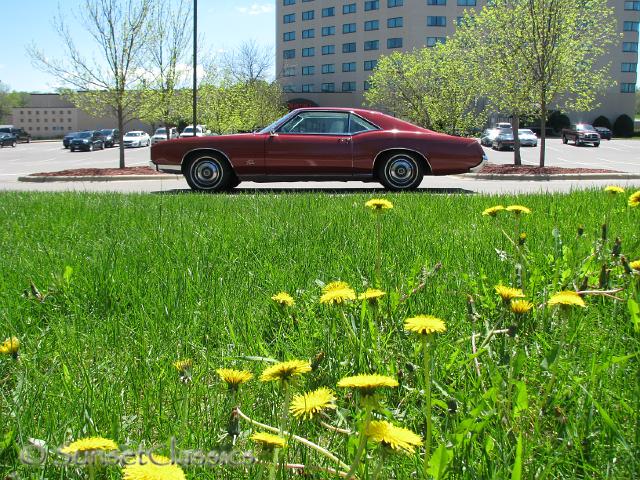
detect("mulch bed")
(29, 166), (166, 177)
(479, 163), (619, 175)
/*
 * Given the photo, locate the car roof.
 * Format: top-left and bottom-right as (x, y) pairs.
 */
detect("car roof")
(289, 107), (431, 132)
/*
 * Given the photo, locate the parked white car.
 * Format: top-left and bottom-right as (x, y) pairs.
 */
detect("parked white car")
(179, 125), (208, 137)
(123, 131), (151, 148)
(517, 129), (538, 147)
(151, 127), (178, 144)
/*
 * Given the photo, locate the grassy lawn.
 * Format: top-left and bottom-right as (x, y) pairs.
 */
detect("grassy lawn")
(1, 190), (639, 479)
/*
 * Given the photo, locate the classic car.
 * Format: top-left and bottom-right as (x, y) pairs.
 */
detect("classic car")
(149, 108), (487, 192)
(0, 132), (17, 147)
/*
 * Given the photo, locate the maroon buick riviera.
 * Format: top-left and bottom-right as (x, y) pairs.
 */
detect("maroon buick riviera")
(149, 108), (487, 192)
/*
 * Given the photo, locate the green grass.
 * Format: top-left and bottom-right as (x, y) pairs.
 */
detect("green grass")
(0, 190), (639, 479)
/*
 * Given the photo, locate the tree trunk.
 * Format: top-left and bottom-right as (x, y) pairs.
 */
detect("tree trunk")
(117, 104), (125, 169)
(512, 114), (521, 166)
(539, 100), (547, 168)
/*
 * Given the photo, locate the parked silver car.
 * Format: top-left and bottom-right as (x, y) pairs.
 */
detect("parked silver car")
(517, 129), (538, 147)
(480, 128), (500, 146)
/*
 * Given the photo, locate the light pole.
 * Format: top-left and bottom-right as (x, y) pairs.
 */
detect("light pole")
(192, 0), (197, 136)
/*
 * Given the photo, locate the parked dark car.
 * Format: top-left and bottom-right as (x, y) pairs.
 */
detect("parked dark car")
(99, 128), (120, 147)
(0, 126), (31, 143)
(594, 126), (612, 140)
(63, 131), (84, 149)
(562, 124), (600, 147)
(150, 107), (487, 192)
(0, 132), (17, 148)
(492, 129), (515, 151)
(69, 131), (105, 151)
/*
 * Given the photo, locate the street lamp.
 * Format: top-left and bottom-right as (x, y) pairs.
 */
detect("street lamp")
(192, 0), (197, 136)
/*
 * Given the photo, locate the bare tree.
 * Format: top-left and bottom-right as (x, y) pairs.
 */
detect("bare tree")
(222, 40), (273, 83)
(28, 0), (152, 168)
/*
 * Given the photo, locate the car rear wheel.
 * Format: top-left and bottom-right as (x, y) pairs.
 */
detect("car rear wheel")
(89, 144), (94, 152)
(184, 154), (234, 192)
(377, 152), (423, 191)
(594, 142), (600, 148)
(70, 147), (75, 152)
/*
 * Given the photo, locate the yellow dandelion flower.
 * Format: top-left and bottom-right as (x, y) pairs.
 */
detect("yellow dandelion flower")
(59, 437), (119, 455)
(505, 205), (531, 215)
(260, 360), (311, 383)
(510, 299), (533, 314)
(290, 387), (337, 420)
(173, 359), (192, 374)
(271, 292), (294, 307)
(548, 291), (586, 308)
(604, 185), (625, 195)
(365, 420), (423, 454)
(365, 198), (393, 211)
(216, 368), (253, 388)
(629, 191), (640, 208)
(322, 281), (351, 293)
(495, 285), (525, 302)
(337, 374), (398, 396)
(358, 288), (386, 302)
(123, 454), (186, 480)
(0, 337), (20, 356)
(251, 432), (286, 449)
(630, 260), (640, 271)
(482, 205), (505, 217)
(404, 315), (447, 336)
(320, 287), (356, 305)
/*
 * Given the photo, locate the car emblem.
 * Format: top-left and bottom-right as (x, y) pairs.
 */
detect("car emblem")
(246, 159), (255, 166)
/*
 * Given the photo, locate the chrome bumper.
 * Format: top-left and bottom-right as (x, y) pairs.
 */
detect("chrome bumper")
(469, 153), (488, 173)
(149, 161), (182, 174)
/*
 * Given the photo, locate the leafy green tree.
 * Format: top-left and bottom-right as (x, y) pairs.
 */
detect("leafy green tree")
(364, 42), (487, 136)
(29, 0), (152, 168)
(0, 81), (29, 123)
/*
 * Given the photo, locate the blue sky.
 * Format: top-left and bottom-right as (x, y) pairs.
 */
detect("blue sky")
(0, 0), (277, 92)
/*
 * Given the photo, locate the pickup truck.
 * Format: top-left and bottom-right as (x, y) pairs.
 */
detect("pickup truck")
(562, 124), (600, 147)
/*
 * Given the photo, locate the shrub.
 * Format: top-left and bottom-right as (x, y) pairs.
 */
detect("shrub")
(547, 111), (570, 134)
(612, 114), (634, 137)
(592, 115), (612, 129)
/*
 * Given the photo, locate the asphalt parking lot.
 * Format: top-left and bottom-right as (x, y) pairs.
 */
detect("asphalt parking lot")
(0, 137), (639, 194)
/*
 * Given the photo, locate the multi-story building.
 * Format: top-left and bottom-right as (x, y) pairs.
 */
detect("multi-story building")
(10, 94), (150, 139)
(276, 0), (639, 123)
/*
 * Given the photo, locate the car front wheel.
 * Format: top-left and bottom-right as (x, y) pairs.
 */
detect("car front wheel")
(377, 152), (423, 191)
(12, 141), (16, 148)
(184, 154), (234, 192)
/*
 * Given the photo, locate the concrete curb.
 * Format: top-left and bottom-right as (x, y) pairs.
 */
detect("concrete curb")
(463, 173), (640, 181)
(18, 174), (182, 183)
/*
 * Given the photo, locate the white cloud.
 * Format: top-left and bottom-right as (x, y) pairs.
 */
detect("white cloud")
(236, 3), (274, 15)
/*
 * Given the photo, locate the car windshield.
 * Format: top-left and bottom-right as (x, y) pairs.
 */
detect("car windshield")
(126, 132), (142, 137)
(258, 111), (296, 134)
(99, 129), (112, 135)
(77, 132), (92, 138)
(155, 128), (166, 134)
(576, 124), (596, 131)
(519, 129), (534, 135)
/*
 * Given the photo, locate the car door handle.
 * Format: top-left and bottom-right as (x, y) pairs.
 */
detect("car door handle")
(339, 137), (351, 143)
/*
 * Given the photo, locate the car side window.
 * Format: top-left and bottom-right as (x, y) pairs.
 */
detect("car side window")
(349, 114), (378, 134)
(279, 112), (350, 135)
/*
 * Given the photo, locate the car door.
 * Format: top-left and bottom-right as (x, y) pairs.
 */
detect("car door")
(264, 111), (353, 176)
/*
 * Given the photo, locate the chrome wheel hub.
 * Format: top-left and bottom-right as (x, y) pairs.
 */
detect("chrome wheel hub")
(193, 158), (221, 188)
(388, 157), (416, 186)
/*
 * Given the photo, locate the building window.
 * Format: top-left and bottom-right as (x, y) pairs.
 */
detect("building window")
(283, 13), (295, 23)
(302, 66), (316, 75)
(343, 42), (357, 53)
(302, 10), (314, 20)
(387, 37), (403, 48)
(388, 0), (403, 7)
(622, 62), (637, 72)
(322, 7), (335, 16)
(302, 84), (314, 93)
(342, 62), (356, 72)
(457, 0), (476, 5)
(364, 60), (378, 70)
(365, 20), (380, 31)
(623, 42), (638, 52)
(322, 26), (336, 36)
(302, 47), (315, 57)
(342, 81), (356, 92)
(302, 28), (315, 38)
(624, 1), (640, 9)
(427, 0), (446, 4)
(365, 1), (380, 11)
(283, 85), (297, 93)
(283, 49), (296, 59)
(426, 36), (446, 47)
(321, 82), (336, 92)
(343, 3), (356, 14)
(343, 23), (356, 34)
(283, 0), (295, 5)
(283, 31), (295, 41)
(322, 63), (335, 74)
(621, 83), (636, 93)
(322, 44), (336, 55)
(283, 66), (296, 77)
(387, 17), (403, 28)
(623, 21), (639, 31)
(364, 80), (372, 91)
(427, 16), (446, 27)
(364, 40), (380, 50)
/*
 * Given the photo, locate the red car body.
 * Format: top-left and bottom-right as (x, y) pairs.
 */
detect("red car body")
(150, 107), (486, 191)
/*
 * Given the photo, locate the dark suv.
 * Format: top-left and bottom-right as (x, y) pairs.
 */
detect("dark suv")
(0, 126), (31, 143)
(99, 128), (120, 148)
(69, 131), (105, 152)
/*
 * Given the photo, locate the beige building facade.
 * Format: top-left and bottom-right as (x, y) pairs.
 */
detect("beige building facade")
(10, 94), (150, 139)
(276, 0), (639, 124)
